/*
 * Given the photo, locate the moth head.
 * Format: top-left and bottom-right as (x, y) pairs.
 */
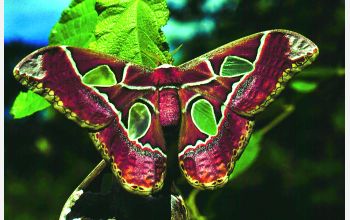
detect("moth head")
(153, 64), (179, 85)
(157, 64), (175, 69)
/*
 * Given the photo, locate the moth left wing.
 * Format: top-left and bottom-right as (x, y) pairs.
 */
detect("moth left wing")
(14, 46), (167, 195)
(177, 30), (318, 189)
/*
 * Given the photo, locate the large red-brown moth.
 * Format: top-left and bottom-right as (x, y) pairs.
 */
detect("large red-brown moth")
(13, 30), (318, 196)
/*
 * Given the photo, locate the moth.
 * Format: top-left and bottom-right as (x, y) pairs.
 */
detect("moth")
(13, 30), (318, 196)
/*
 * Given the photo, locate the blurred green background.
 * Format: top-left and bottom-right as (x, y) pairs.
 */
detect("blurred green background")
(5, 0), (344, 219)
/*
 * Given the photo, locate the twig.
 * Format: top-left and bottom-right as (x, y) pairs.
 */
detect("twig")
(186, 189), (207, 220)
(59, 160), (107, 220)
(260, 104), (295, 135)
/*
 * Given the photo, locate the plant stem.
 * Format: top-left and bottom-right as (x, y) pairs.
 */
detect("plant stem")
(59, 160), (107, 220)
(186, 189), (207, 220)
(260, 104), (295, 135)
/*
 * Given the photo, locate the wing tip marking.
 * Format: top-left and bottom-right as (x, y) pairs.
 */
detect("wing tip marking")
(14, 52), (47, 80)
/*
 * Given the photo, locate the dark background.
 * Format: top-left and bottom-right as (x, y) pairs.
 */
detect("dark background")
(5, 0), (344, 219)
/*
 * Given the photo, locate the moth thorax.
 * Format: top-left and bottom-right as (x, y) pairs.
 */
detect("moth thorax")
(159, 89), (180, 127)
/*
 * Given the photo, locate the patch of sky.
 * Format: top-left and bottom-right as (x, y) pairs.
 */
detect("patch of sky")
(163, 17), (215, 64)
(166, 0), (187, 10)
(5, 0), (71, 45)
(163, 17), (215, 44)
(202, 0), (240, 13)
(4, 108), (12, 121)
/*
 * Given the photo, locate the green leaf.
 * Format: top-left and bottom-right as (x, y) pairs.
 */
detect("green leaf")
(10, 91), (51, 119)
(128, 103), (151, 140)
(290, 80), (318, 93)
(89, 0), (173, 67)
(82, 65), (117, 86)
(50, 0), (172, 65)
(191, 99), (218, 136)
(49, 0), (98, 47)
(229, 132), (263, 180)
(220, 56), (254, 77)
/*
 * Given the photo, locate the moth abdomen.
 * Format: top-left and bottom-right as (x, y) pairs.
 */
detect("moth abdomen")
(159, 89), (181, 127)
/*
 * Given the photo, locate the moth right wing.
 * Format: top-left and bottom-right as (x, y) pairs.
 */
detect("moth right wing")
(176, 30), (318, 189)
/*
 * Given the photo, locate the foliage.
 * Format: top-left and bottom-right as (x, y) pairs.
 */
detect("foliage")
(90, 0), (172, 66)
(10, 91), (51, 119)
(49, 0), (98, 47)
(290, 80), (318, 93)
(229, 132), (262, 180)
